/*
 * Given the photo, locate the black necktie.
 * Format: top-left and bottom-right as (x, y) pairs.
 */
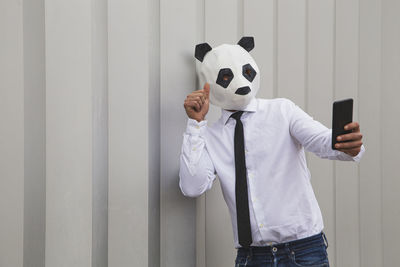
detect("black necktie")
(230, 111), (252, 248)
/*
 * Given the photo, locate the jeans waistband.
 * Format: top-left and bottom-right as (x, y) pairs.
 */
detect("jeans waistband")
(237, 231), (328, 256)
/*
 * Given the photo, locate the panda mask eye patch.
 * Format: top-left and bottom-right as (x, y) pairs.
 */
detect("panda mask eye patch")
(194, 37), (260, 111)
(216, 68), (234, 88)
(242, 63), (257, 82)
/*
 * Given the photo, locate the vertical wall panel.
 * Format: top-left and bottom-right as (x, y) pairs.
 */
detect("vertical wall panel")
(91, 0), (108, 266)
(334, 0), (361, 266)
(277, 0), (307, 108)
(0, 1), (24, 266)
(23, 0), (46, 266)
(196, 194), (206, 267)
(160, 0), (198, 266)
(359, 0), (383, 266)
(205, 0), (240, 45)
(243, 0), (275, 99)
(306, 0), (336, 265)
(108, 0), (150, 266)
(381, 0), (400, 266)
(148, 0), (161, 265)
(45, 1), (93, 265)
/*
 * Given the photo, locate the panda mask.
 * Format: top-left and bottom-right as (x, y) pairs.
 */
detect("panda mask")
(195, 37), (260, 111)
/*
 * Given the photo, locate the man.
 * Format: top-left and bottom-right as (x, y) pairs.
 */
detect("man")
(179, 37), (364, 267)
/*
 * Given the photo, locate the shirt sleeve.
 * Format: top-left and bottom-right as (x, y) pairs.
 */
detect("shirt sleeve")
(287, 99), (365, 162)
(178, 118), (217, 197)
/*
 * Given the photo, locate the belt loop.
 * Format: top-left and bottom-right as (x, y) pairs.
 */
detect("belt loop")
(248, 247), (253, 260)
(284, 243), (290, 256)
(322, 231), (329, 248)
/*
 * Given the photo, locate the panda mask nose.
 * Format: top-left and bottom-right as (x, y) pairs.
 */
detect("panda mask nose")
(235, 86), (251, 95)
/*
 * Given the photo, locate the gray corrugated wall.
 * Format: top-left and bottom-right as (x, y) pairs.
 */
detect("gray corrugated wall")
(0, 0), (399, 267)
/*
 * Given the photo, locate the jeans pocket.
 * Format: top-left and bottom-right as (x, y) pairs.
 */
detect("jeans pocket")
(235, 255), (247, 267)
(290, 246), (329, 267)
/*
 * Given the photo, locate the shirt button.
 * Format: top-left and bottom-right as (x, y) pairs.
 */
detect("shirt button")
(259, 223), (264, 228)
(192, 147), (196, 151)
(195, 125), (200, 129)
(252, 197), (257, 203)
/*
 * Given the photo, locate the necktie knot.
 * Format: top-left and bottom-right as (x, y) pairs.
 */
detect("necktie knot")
(230, 111), (244, 121)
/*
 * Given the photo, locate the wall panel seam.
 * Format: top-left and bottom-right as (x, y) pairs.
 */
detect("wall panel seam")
(203, 2), (207, 266)
(273, 0), (278, 98)
(379, 1), (384, 265)
(332, 0), (337, 265)
(237, 0), (244, 38)
(304, 0), (309, 113)
(357, 1), (362, 265)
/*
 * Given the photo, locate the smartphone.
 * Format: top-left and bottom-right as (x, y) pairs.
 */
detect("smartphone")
(332, 98), (353, 150)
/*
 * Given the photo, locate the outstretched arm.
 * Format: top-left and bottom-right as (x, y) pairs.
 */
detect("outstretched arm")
(287, 99), (365, 162)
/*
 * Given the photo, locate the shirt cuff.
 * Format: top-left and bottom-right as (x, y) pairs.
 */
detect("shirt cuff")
(185, 118), (208, 136)
(351, 144), (365, 162)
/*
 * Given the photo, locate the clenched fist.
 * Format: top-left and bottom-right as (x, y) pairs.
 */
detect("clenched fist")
(184, 83), (210, 122)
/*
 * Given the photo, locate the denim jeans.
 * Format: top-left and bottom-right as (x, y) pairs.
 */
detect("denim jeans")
(235, 232), (329, 267)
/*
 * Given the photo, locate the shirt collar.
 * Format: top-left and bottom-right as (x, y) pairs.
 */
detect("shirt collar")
(221, 98), (258, 125)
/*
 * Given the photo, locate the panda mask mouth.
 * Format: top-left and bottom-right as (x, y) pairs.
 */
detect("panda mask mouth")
(195, 37), (260, 110)
(235, 86), (251, 95)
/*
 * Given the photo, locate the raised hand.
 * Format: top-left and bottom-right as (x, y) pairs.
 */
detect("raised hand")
(183, 83), (210, 122)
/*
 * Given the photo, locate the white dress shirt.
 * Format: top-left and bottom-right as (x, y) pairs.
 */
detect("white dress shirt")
(179, 97), (365, 248)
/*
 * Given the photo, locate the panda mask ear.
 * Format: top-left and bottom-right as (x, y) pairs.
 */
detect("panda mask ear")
(195, 43), (212, 62)
(238, 36), (255, 52)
